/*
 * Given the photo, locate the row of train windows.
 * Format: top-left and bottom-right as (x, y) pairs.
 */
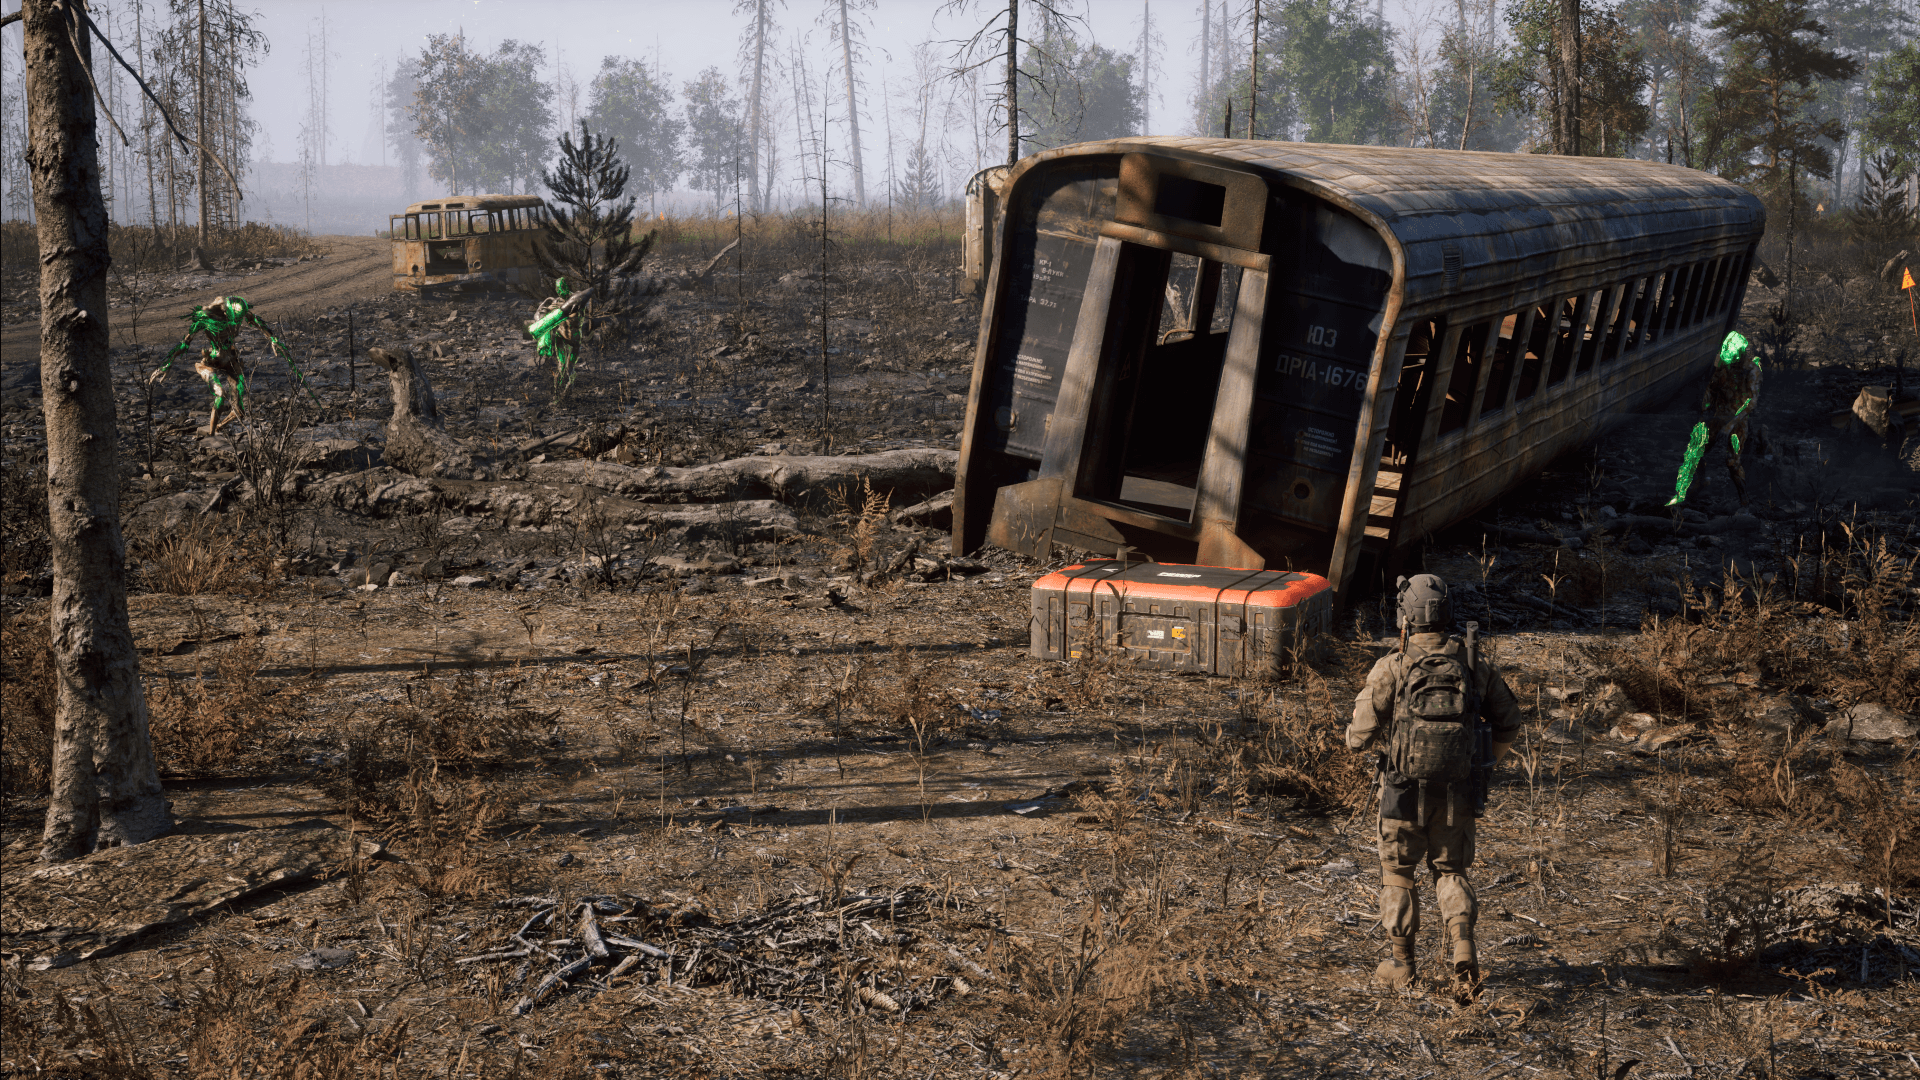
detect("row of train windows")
(1415, 250), (1753, 438)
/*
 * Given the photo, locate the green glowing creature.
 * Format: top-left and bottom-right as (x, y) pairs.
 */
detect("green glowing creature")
(1668, 331), (1761, 507)
(527, 278), (592, 397)
(149, 295), (311, 434)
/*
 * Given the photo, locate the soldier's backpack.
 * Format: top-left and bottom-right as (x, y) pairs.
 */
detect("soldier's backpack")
(1388, 636), (1482, 783)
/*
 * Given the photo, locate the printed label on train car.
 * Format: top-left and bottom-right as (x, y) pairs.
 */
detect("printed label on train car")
(1267, 290), (1383, 364)
(991, 230), (1095, 456)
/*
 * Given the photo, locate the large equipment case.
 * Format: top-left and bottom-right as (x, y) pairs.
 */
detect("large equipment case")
(1030, 561), (1333, 677)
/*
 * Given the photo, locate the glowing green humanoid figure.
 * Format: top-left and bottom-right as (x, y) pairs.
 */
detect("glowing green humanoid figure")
(528, 278), (584, 397)
(149, 295), (311, 434)
(1669, 331), (1761, 506)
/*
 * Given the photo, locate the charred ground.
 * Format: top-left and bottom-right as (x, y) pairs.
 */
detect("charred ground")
(0, 218), (1916, 1079)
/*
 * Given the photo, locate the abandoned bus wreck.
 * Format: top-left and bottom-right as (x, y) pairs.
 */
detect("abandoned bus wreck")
(952, 138), (1766, 599)
(389, 195), (549, 293)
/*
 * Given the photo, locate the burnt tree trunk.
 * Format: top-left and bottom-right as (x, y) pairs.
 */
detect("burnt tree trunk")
(1005, 0), (1019, 166)
(25, 0), (171, 861)
(367, 346), (480, 478)
(1555, 0), (1581, 156)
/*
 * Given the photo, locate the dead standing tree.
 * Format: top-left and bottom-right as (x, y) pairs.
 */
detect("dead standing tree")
(18, 0), (172, 860)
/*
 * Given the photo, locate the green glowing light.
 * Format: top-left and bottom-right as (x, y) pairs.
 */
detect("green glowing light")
(1667, 420), (1710, 506)
(527, 280), (582, 396)
(154, 295), (314, 407)
(1719, 331), (1749, 366)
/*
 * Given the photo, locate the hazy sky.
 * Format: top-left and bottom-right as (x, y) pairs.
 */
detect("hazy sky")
(235, 0), (1421, 199)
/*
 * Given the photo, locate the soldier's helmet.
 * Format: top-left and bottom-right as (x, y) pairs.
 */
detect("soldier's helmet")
(1396, 574), (1452, 633)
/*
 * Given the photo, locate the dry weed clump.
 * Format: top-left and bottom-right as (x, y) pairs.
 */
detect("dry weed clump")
(829, 477), (893, 572)
(0, 612), (56, 795)
(1004, 909), (1235, 1076)
(0, 953), (662, 1078)
(0, 460), (50, 581)
(134, 513), (238, 596)
(321, 670), (555, 848)
(1593, 524), (1918, 724)
(145, 637), (299, 776)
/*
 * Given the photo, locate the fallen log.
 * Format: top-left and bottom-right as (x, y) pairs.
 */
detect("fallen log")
(525, 448), (957, 507)
(692, 237), (741, 285)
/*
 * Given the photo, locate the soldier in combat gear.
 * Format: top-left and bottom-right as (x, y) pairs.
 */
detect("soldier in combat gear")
(1348, 575), (1522, 998)
(1668, 330), (1762, 506)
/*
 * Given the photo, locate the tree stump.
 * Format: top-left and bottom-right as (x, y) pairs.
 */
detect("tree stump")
(366, 346), (484, 479)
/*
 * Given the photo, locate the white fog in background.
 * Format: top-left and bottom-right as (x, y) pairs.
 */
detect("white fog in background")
(0, 0), (1440, 233)
(239, 0), (1246, 232)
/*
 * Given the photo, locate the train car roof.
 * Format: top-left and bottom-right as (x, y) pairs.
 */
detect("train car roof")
(401, 195), (545, 214)
(1010, 138), (1765, 311)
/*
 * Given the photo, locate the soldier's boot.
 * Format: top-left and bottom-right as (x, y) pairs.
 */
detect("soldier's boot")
(1374, 935), (1417, 989)
(1447, 916), (1479, 1001)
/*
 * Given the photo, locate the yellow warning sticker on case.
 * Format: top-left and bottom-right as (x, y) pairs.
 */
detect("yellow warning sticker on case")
(1171, 626), (1187, 639)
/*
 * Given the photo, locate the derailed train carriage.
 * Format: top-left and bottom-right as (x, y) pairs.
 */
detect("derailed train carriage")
(952, 138), (1766, 599)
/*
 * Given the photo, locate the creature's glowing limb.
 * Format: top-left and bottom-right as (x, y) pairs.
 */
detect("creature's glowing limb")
(528, 305), (569, 339)
(1667, 421), (1710, 506)
(1730, 432), (1740, 456)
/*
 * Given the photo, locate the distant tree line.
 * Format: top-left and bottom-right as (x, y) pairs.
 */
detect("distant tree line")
(2, 0), (1913, 230)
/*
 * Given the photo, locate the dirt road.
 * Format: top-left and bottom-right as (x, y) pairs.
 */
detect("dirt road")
(0, 235), (391, 367)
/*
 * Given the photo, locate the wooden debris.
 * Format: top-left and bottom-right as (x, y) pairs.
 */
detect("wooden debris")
(463, 886), (970, 1017)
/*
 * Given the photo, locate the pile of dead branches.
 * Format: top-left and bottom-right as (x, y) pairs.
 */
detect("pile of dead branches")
(460, 886), (986, 1017)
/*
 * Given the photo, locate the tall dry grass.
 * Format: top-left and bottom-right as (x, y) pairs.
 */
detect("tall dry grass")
(0, 219), (326, 274)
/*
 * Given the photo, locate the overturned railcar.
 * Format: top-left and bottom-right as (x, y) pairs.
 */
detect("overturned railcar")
(953, 139), (1765, 597)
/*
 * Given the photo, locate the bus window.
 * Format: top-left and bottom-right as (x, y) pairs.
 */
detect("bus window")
(1439, 321), (1490, 435)
(1480, 312), (1518, 416)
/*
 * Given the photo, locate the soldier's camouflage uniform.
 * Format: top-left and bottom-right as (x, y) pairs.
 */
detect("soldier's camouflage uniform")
(1348, 632), (1522, 988)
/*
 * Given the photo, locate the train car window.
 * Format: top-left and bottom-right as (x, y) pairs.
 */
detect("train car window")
(1157, 253), (1205, 344)
(1695, 259), (1722, 323)
(1700, 258), (1722, 320)
(1515, 305), (1549, 400)
(1704, 256), (1732, 316)
(1626, 274), (1655, 349)
(1599, 282), (1631, 363)
(1648, 270), (1677, 343)
(1209, 265), (1243, 334)
(1728, 254), (1752, 311)
(1439, 321), (1490, 435)
(1674, 261), (1701, 326)
(1576, 288), (1608, 375)
(1154, 175), (1228, 226)
(1663, 264), (1693, 333)
(1546, 294), (1582, 386)
(1386, 317), (1444, 462)
(1480, 312), (1519, 416)
(1712, 255), (1736, 314)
